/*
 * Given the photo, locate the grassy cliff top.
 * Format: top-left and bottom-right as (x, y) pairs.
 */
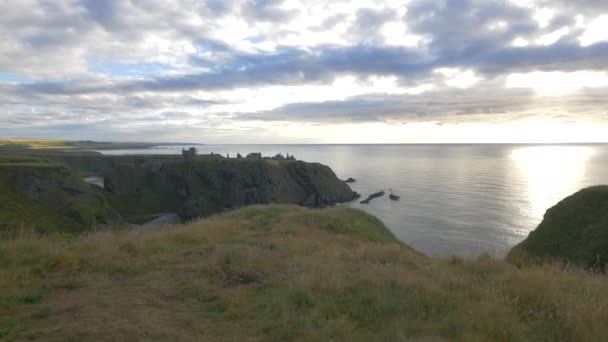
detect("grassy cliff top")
(509, 185), (608, 269)
(1, 205), (606, 341)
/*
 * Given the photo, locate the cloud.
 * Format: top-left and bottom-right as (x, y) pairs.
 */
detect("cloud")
(237, 85), (540, 123)
(0, 0), (607, 142)
(241, 0), (299, 23)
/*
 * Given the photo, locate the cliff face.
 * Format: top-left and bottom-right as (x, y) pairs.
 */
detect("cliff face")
(508, 185), (608, 269)
(0, 163), (123, 234)
(104, 160), (359, 221)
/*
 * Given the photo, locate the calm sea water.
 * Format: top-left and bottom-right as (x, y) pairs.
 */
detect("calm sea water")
(98, 144), (608, 257)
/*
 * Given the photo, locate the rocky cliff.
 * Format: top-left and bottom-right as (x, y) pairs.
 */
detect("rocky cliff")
(104, 159), (359, 221)
(0, 162), (123, 234)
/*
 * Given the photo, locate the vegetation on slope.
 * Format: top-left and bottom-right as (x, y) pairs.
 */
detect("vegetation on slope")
(1, 150), (358, 226)
(0, 138), (74, 150)
(1, 205), (606, 341)
(509, 185), (608, 269)
(105, 159), (359, 222)
(0, 158), (122, 235)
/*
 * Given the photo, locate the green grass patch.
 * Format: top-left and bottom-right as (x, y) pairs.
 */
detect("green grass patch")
(291, 207), (398, 243)
(105, 191), (183, 223)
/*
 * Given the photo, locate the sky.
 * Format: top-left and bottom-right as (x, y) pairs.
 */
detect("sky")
(1, 0), (608, 143)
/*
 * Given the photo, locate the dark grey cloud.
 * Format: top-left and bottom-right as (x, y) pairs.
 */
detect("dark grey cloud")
(82, 0), (124, 30)
(319, 13), (348, 31)
(3, 45), (430, 96)
(407, 0), (538, 53)
(238, 85), (608, 124)
(351, 7), (397, 43)
(470, 41), (608, 73)
(8, 38), (608, 97)
(136, 45), (430, 91)
(238, 86), (537, 123)
(541, 0), (608, 14)
(241, 0), (298, 23)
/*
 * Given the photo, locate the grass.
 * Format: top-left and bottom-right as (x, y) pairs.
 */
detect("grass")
(0, 174), (66, 236)
(105, 191), (184, 223)
(0, 205), (606, 341)
(0, 154), (65, 167)
(509, 185), (608, 269)
(0, 138), (74, 150)
(0, 159), (119, 234)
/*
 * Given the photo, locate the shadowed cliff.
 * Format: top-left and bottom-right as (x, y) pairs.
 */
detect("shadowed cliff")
(104, 159), (359, 222)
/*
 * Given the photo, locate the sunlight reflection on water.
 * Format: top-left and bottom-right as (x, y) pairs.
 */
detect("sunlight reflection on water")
(511, 146), (595, 221)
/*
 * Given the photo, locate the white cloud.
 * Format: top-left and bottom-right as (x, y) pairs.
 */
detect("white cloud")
(382, 21), (422, 47)
(579, 14), (608, 46)
(536, 27), (569, 45)
(533, 8), (555, 28)
(506, 70), (608, 94)
(434, 69), (483, 89)
(512, 37), (530, 46)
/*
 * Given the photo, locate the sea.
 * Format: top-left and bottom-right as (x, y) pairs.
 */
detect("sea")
(97, 144), (608, 257)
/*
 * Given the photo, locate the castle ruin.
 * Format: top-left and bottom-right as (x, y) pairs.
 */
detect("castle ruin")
(182, 147), (197, 160)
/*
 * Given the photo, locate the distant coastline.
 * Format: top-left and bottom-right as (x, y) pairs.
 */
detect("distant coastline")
(0, 138), (203, 151)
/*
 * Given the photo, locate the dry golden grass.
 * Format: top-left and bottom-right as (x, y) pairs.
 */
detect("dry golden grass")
(0, 138), (73, 150)
(1, 205), (606, 341)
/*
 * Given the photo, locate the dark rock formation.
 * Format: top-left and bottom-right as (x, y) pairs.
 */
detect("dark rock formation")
(104, 159), (359, 221)
(360, 191), (385, 204)
(344, 177), (356, 183)
(389, 194), (400, 201)
(508, 186), (608, 270)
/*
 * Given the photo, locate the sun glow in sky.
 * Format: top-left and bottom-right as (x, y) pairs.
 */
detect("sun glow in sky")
(1, 0), (608, 143)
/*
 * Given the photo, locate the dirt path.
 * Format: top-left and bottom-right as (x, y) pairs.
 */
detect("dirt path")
(131, 213), (181, 234)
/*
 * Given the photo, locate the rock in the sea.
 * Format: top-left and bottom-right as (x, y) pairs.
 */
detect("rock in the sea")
(389, 194), (400, 201)
(360, 191), (385, 204)
(344, 177), (356, 183)
(508, 185), (608, 270)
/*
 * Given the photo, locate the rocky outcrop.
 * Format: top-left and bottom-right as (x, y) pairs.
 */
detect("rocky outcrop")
(0, 164), (123, 233)
(508, 186), (608, 270)
(360, 191), (385, 204)
(104, 160), (359, 221)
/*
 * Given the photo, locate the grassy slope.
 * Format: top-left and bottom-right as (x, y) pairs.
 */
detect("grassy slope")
(0, 174), (65, 235)
(0, 156), (119, 234)
(509, 186), (608, 268)
(1, 205), (606, 341)
(0, 158), (69, 234)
